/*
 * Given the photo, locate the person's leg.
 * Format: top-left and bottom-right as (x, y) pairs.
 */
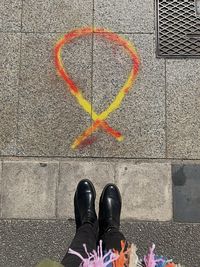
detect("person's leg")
(98, 184), (126, 252)
(61, 179), (98, 267)
(61, 223), (97, 267)
(100, 228), (126, 251)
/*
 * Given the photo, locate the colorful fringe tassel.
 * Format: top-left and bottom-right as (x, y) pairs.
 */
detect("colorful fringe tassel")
(69, 242), (183, 267)
(69, 240), (119, 267)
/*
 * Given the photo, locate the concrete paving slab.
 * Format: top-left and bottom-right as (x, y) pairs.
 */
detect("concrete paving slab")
(57, 161), (115, 218)
(22, 0), (93, 32)
(1, 161), (59, 218)
(115, 163), (172, 221)
(91, 34), (166, 158)
(167, 59), (200, 159)
(0, 219), (199, 267)
(0, 0), (22, 32)
(173, 164), (200, 222)
(94, 0), (154, 33)
(0, 33), (21, 155)
(18, 33), (92, 156)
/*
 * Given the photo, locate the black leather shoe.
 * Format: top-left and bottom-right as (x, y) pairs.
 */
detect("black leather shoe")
(74, 179), (97, 230)
(99, 184), (122, 237)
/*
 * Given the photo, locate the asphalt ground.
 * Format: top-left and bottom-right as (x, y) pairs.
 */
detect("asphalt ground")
(0, 219), (199, 267)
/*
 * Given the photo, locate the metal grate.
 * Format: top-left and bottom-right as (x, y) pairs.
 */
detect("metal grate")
(156, 0), (200, 58)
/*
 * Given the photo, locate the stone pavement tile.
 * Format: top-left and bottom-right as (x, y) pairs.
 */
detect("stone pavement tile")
(94, 0), (154, 33)
(0, 220), (200, 267)
(18, 33), (92, 156)
(167, 59), (200, 159)
(91, 34), (165, 158)
(1, 161), (58, 218)
(57, 161), (115, 218)
(172, 164), (200, 222)
(0, 33), (21, 155)
(115, 163), (172, 220)
(22, 0), (93, 32)
(0, 0), (22, 32)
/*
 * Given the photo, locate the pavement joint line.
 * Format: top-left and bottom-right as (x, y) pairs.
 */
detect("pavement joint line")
(91, 0), (95, 155)
(55, 162), (61, 218)
(2, 158), (200, 166)
(113, 162), (117, 184)
(0, 160), (3, 218)
(1, 218), (200, 225)
(2, 155), (200, 161)
(16, 32), (23, 156)
(164, 59), (168, 158)
(20, 0), (24, 31)
(172, 177), (175, 223)
(0, 30), (154, 35)
(2, 0), (5, 31)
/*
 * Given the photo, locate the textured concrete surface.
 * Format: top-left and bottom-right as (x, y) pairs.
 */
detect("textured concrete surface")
(0, 33), (21, 155)
(167, 59), (200, 159)
(0, 0), (200, 159)
(18, 33), (92, 157)
(58, 161), (115, 218)
(22, 0), (93, 32)
(173, 164), (200, 222)
(0, 2), (200, 159)
(94, 0), (154, 33)
(0, 219), (200, 267)
(116, 163), (172, 221)
(1, 161), (58, 218)
(91, 34), (165, 158)
(1, 2), (200, 266)
(0, 160), (173, 220)
(0, 0), (22, 32)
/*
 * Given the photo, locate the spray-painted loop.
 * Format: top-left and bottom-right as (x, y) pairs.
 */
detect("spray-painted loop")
(54, 27), (140, 149)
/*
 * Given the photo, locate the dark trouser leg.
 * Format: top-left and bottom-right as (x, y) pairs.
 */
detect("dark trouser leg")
(100, 228), (126, 251)
(61, 223), (97, 267)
